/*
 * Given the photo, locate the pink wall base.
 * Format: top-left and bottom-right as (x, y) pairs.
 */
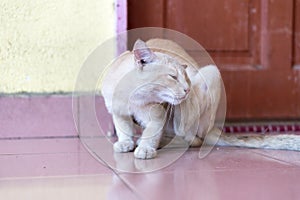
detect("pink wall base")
(0, 96), (114, 139)
(0, 96), (77, 139)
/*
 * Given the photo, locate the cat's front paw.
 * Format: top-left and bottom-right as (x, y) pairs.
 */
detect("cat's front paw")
(134, 146), (157, 159)
(113, 140), (135, 153)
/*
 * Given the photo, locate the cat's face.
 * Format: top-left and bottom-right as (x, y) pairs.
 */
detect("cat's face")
(133, 39), (191, 105)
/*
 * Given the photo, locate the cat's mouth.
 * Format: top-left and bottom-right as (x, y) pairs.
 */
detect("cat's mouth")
(162, 94), (188, 103)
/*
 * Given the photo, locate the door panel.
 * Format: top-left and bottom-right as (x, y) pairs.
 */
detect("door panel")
(295, 0), (300, 67)
(128, 0), (300, 120)
(167, 0), (249, 51)
(128, 0), (164, 27)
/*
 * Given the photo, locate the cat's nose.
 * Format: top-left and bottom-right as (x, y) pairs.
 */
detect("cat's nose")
(184, 88), (190, 94)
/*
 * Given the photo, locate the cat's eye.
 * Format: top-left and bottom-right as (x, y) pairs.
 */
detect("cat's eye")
(169, 74), (178, 80)
(140, 59), (147, 65)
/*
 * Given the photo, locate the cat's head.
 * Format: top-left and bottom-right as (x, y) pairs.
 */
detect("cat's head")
(132, 39), (191, 105)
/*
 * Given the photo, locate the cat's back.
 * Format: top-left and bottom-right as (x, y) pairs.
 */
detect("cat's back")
(101, 51), (135, 112)
(101, 51), (134, 87)
(197, 65), (221, 106)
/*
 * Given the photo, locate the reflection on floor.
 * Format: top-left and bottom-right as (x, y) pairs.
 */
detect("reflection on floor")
(1, 138), (300, 200)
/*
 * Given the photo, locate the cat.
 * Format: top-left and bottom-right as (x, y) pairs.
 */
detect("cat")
(101, 38), (300, 159)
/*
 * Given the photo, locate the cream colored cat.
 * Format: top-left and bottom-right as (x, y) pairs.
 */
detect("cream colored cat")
(101, 38), (300, 159)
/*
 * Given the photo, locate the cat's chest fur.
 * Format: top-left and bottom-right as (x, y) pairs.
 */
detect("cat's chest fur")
(130, 101), (171, 128)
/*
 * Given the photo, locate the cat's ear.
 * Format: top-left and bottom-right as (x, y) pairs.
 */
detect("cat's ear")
(133, 39), (156, 69)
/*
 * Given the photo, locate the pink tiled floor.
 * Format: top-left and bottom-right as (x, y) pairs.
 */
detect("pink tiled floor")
(1, 138), (300, 200)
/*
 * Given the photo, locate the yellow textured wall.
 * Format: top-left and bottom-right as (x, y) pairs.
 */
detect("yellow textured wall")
(0, 0), (116, 93)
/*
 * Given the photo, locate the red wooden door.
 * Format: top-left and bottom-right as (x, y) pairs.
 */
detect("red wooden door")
(128, 0), (300, 120)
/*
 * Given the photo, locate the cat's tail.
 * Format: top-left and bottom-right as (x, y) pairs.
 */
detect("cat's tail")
(215, 133), (300, 151)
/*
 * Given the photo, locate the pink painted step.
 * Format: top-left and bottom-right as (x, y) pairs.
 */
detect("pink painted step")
(0, 96), (77, 138)
(0, 96), (113, 139)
